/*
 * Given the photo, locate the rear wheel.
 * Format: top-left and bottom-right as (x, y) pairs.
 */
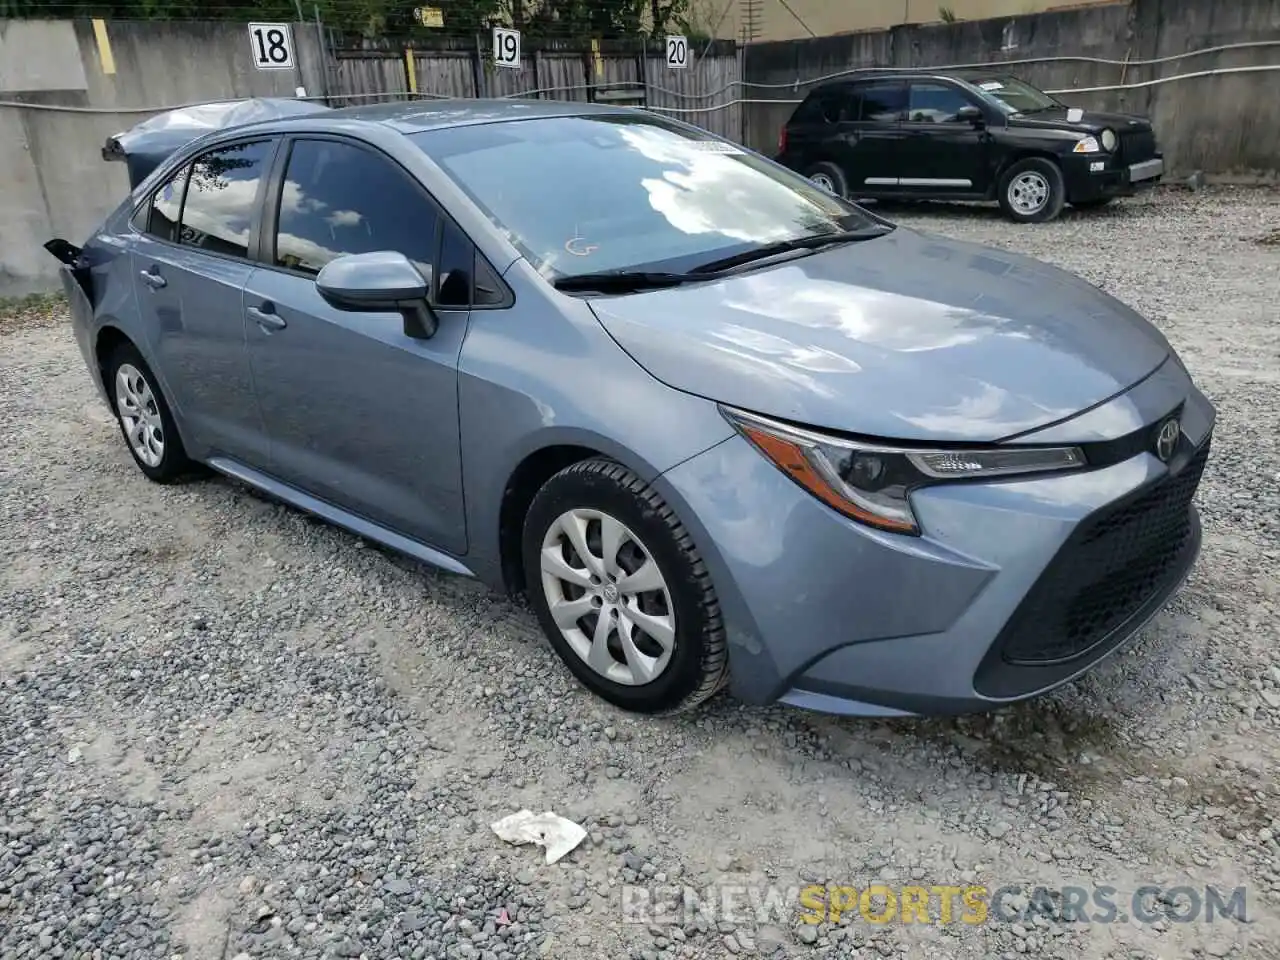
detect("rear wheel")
(104, 342), (196, 483)
(997, 157), (1066, 223)
(522, 458), (728, 715)
(805, 162), (848, 198)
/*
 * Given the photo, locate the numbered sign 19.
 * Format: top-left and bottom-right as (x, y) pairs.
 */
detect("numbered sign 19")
(493, 27), (521, 69)
(666, 35), (689, 69)
(248, 23), (295, 70)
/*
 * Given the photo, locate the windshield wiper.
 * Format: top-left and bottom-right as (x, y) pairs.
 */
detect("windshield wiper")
(552, 270), (697, 293)
(689, 225), (893, 275)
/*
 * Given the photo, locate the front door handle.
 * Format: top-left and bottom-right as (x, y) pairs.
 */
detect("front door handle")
(247, 304), (287, 331)
(139, 269), (167, 290)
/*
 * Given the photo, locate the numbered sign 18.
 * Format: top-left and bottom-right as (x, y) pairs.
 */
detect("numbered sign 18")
(493, 27), (521, 69)
(666, 35), (689, 69)
(248, 23), (295, 70)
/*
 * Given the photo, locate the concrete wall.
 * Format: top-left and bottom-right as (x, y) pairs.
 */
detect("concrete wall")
(0, 18), (327, 297)
(742, 0), (1280, 177)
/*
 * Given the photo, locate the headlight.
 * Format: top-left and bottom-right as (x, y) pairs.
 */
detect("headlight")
(1100, 128), (1117, 151)
(722, 407), (1086, 536)
(1073, 135), (1102, 153)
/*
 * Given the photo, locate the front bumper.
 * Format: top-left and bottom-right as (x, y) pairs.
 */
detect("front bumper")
(1064, 152), (1164, 202)
(654, 356), (1215, 717)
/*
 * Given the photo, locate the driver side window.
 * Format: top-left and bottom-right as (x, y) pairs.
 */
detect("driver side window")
(274, 139), (439, 280)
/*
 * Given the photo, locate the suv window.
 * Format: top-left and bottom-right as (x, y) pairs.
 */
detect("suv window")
(907, 82), (974, 123)
(274, 138), (440, 281)
(857, 83), (907, 122)
(792, 90), (849, 125)
(178, 140), (275, 258)
(139, 165), (191, 242)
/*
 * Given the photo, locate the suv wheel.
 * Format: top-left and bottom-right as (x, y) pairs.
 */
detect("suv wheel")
(998, 158), (1066, 223)
(805, 162), (848, 198)
(105, 341), (196, 483)
(522, 458), (729, 715)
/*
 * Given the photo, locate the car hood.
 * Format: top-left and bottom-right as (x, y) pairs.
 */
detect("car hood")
(586, 227), (1172, 442)
(1008, 106), (1153, 135)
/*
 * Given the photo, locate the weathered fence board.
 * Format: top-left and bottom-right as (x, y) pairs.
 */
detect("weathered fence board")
(328, 41), (743, 141)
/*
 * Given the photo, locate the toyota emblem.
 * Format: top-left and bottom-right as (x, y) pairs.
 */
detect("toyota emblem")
(1155, 418), (1180, 462)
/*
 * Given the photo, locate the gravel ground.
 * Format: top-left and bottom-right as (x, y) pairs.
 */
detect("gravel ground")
(2, 186), (1279, 960)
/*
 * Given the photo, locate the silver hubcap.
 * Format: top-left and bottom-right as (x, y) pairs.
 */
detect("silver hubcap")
(1009, 171), (1050, 215)
(810, 173), (836, 193)
(540, 509), (676, 686)
(114, 363), (165, 468)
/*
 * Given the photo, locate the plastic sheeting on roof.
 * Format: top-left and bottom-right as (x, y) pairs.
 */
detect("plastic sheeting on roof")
(103, 97), (331, 189)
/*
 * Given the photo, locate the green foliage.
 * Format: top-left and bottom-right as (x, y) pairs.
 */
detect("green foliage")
(0, 0), (694, 41)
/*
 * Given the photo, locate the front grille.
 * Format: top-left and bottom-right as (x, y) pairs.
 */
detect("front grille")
(1118, 126), (1157, 163)
(997, 439), (1210, 665)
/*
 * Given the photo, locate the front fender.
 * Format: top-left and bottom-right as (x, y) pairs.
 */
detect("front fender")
(457, 320), (736, 585)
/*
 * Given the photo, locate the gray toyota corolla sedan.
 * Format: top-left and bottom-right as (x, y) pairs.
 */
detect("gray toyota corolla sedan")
(48, 99), (1214, 718)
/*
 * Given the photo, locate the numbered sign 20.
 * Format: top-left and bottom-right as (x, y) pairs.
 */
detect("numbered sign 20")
(493, 27), (521, 69)
(666, 35), (689, 69)
(248, 23), (295, 70)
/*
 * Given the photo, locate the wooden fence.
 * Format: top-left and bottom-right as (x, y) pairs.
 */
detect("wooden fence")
(324, 39), (744, 142)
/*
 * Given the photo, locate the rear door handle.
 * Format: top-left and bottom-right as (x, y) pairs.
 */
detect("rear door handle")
(139, 269), (166, 290)
(247, 304), (287, 331)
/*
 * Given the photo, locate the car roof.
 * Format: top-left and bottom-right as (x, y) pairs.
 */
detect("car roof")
(238, 97), (641, 136)
(808, 69), (995, 91)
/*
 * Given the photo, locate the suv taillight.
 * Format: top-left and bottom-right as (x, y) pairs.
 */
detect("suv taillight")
(777, 126), (788, 154)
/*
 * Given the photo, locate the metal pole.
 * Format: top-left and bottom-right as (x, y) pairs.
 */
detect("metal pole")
(314, 5), (331, 103)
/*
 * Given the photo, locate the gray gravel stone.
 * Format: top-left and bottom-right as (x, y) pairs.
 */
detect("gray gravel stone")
(3, 187), (1280, 960)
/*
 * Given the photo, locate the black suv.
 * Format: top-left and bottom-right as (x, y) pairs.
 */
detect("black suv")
(775, 71), (1163, 223)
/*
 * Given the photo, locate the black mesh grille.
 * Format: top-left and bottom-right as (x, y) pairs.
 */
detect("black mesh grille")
(1118, 127), (1157, 163)
(997, 439), (1210, 665)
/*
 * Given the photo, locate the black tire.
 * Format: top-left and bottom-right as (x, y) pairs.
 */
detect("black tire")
(997, 157), (1066, 223)
(805, 161), (849, 198)
(1072, 196), (1114, 210)
(522, 458), (729, 715)
(103, 341), (196, 483)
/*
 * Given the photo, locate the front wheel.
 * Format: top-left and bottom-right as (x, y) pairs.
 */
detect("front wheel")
(522, 458), (729, 715)
(997, 158), (1066, 223)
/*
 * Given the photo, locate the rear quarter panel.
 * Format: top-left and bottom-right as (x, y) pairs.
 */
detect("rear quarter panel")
(70, 218), (146, 404)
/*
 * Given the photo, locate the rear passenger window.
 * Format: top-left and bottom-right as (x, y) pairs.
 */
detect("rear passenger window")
(858, 84), (907, 122)
(274, 138), (439, 280)
(139, 165), (190, 242)
(178, 140), (274, 258)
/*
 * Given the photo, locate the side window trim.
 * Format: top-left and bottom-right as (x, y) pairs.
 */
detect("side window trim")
(129, 135), (281, 267)
(260, 132), (513, 311)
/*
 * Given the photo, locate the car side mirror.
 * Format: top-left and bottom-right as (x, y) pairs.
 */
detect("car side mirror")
(956, 105), (985, 127)
(316, 251), (438, 339)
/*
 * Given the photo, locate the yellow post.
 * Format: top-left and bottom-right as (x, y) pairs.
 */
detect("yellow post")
(405, 47), (418, 96)
(92, 19), (117, 76)
(591, 38), (603, 77)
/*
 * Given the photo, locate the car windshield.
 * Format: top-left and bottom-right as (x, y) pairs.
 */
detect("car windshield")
(966, 76), (1061, 115)
(412, 113), (882, 279)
